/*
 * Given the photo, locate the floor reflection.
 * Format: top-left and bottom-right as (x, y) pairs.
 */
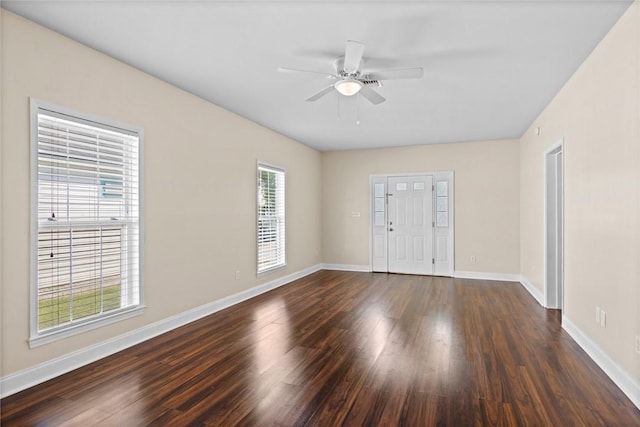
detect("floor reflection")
(252, 298), (291, 374)
(248, 298), (302, 423)
(362, 304), (391, 361)
(359, 302), (463, 393)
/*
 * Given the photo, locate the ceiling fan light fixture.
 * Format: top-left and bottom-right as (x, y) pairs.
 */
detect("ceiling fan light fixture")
(334, 79), (363, 96)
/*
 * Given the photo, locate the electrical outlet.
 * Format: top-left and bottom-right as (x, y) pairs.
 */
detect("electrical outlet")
(235, 270), (240, 280)
(470, 255), (476, 263)
(636, 336), (640, 354)
(595, 307), (601, 323)
(600, 310), (606, 327)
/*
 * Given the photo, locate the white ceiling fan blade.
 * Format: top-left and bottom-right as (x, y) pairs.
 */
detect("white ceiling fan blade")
(343, 40), (365, 73)
(359, 86), (385, 105)
(306, 85), (335, 102)
(367, 67), (424, 80)
(278, 67), (335, 79)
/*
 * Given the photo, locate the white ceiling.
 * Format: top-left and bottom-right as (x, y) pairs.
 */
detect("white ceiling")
(3, 1), (632, 151)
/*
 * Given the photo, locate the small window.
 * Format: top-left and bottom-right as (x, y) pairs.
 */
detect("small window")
(374, 183), (385, 226)
(436, 180), (449, 227)
(31, 100), (143, 346)
(257, 163), (285, 273)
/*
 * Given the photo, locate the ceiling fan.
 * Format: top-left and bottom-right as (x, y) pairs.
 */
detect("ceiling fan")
(278, 40), (424, 105)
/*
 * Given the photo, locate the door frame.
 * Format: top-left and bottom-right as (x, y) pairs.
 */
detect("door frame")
(369, 171), (454, 276)
(544, 139), (564, 309)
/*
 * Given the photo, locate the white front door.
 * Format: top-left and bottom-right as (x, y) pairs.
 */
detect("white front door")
(388, 176), (434, 275)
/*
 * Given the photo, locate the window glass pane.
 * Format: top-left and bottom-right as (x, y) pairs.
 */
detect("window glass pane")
(413, 182), (425, 191)
(375, 211), (385, 226)
(374, 183), (384, 197)
(437, 181), (448, 197)
(375, 197), (384, 212)
(258, 164), (285, 273)
(436, 211), (449, 227)
(437, 196), (448, 212)
(396, 182), (407, 191)
(35, 109), (140, 333)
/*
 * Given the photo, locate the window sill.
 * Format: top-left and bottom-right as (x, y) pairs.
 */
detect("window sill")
(29, 305), (146, 348)
(257, 263), (286, 277)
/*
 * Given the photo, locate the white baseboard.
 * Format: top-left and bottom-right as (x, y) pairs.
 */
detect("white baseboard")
(322, 266), (522, 281)
(454, 270), (520, 282)
(322, 263), (371, 272)
(0, 263), (323, 399)
(562, 315), (640, 410)
(518, 275), (545, 306)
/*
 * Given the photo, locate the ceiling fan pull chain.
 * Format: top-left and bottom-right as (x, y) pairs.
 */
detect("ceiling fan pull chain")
(356, 93), (361, 125)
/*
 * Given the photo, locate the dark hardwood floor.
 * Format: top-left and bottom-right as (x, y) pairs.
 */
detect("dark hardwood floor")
(2, 270), (639, 426)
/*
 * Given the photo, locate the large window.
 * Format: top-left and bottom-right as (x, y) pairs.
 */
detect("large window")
(257, 163), (285, 273)
(31, 100), (143, 346)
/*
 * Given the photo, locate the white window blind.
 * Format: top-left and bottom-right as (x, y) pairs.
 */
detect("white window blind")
(34, 106), (141, 336)
(257, 164), (285, 273)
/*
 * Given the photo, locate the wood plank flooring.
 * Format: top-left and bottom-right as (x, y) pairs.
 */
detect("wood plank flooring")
(2, 271), (639, 426)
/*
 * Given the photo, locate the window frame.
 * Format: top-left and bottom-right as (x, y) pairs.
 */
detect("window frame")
(29, 98), (145, 348)
(256, 161), (286, 275)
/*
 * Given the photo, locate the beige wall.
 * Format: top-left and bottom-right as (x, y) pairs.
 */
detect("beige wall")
(322, 139), (520, 274)
(0, 10), (322, 376)
(520, 1), (639, 384)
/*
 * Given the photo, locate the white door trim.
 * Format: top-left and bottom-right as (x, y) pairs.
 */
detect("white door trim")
(369, 171), (454, 276)
(544, 138), (564, 309)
